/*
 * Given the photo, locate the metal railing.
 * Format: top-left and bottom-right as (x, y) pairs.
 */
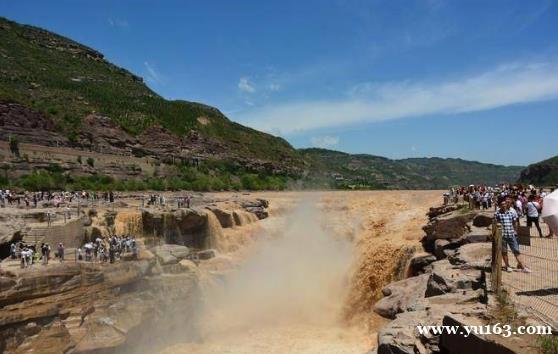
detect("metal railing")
(491, 218), (558, 329)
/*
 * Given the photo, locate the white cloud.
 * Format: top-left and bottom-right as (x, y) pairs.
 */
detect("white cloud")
(108, 18), (129, 28)
(238, 77), (256, 93)
(144, 61), (162, 85)
(237, 60), (558, 135)
(311, 135), (340, 149)
(268, 83), (281, 91)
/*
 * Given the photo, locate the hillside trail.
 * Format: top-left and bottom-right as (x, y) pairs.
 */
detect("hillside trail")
(159, 191), (441, 354)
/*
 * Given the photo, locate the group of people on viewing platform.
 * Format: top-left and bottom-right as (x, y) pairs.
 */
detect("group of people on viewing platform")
(1, 189), (194, 211)
(10, 241), (65, 268)
(446, 183), (557, 274)
(77, 235), (139, 264)
(143, 193), (192, 208)
(9, 234), (139, 268)
(0, 189), (116, 208)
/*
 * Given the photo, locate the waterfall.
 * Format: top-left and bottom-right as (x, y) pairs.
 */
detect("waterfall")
(205, 210), (226, 251)
(114, 211), (143, 236)
(233, 210), (258, 226)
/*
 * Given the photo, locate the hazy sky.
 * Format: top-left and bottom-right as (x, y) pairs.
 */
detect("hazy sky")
(3, 0), (558, 165)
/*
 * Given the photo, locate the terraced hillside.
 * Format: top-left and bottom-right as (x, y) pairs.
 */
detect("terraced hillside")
(0, 17), (528, 191)
(0, 17), (303, 176)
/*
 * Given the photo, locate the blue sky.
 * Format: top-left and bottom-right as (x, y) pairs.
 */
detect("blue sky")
(3, 0), (558, 166)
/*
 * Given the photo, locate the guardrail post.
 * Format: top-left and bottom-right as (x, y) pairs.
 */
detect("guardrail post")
(491, 221), (503, 295)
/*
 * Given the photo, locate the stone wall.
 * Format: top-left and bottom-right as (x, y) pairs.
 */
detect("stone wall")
(36, 217), (86, 249)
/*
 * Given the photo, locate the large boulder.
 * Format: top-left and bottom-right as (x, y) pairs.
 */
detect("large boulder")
(151, 244), (190, 265)
(448, 243), (491, 270)
(178, 259), (201, 276)
(0, 263), (86, 307)
(378, 309), (441, 354)
(206, 207), (234, 228)
(462, 225), (491, 243)
(409, 253), (437, 276)
(378, 292), (487, 354)
(197, 249), (216, 260)
(433, 239), (451, 259)
(240, 199), (269, 219)
(432, 238), (466, 260)
(244, 206), (269, 220)
(439, 313), (534, 354)
(426, 260), (483, 297)
(423, 211), (476, 241)
(142, 208), (208, 247)
(427, 204), (463, 219)
(472, 213), (494, 228)
(374, 274), (430, 319)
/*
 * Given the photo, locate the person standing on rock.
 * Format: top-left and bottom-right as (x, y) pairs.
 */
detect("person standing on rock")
(495, 200), (531, 273)
(57, 243), (64, 262)
(526, 195), (543, 238)
(41, 243), (47, 265)
(514, 196), (523, 219)
(45, 243), (51, 265)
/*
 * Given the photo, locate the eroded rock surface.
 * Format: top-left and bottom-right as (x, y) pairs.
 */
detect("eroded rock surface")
(0, 254), (199, 353)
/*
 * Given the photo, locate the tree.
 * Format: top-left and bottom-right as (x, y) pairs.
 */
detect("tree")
(9, 136), (20, 157)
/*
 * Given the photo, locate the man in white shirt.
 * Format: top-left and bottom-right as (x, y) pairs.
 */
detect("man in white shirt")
(526, 195), (543, 237)
(514, 197), (523, 218)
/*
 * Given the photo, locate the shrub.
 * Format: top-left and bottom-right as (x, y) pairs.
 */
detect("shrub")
(539, 335), (558, 354)
(86, 157), (95, 167)
(9, 135), (19, 157)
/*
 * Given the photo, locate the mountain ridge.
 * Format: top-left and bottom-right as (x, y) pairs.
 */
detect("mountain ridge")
(518, 154), (558, 186)
(0, 16), (529, 191)
(299, 148), (524, 189)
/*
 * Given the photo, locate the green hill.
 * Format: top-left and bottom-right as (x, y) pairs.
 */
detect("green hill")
(518, 155), (558, 186)
(0, 16), (527, 191)
(0, 17), (302, 170)
(300, 148), (524, 189)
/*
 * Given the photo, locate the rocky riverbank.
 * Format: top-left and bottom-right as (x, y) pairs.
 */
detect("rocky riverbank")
(372, 203), (543, 354)
(0, 195), (269, 353)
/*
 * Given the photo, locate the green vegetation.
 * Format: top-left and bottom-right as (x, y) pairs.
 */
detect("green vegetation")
(489, 290), (522, 327)
(0, 16), (302, 168)
(300, 148), (523, 190)
(0, 16), (529, 191)
(539, 335), (558, 354)
(518, 155), (558, 186)
(0, 164), (289, 192)
(8, 135), (19, 157)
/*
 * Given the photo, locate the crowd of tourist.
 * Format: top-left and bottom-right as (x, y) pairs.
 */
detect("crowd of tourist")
(10, 241), (64, 268)
(446, 183), (557, 274)
(143, 193), (192, 208)
(1, 189), (196, 211)
(9, 234), (139, 268)
(0, 189), (117, 208)
(77, 235), (139, 263)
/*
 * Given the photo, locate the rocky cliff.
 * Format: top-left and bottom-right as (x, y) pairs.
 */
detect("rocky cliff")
(518, 155), (558, 186)
(0, 256), (200, 353)
(0, 196), (269, 353)
(0, 16), (304, 183)
(372, 204), (543, 354)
